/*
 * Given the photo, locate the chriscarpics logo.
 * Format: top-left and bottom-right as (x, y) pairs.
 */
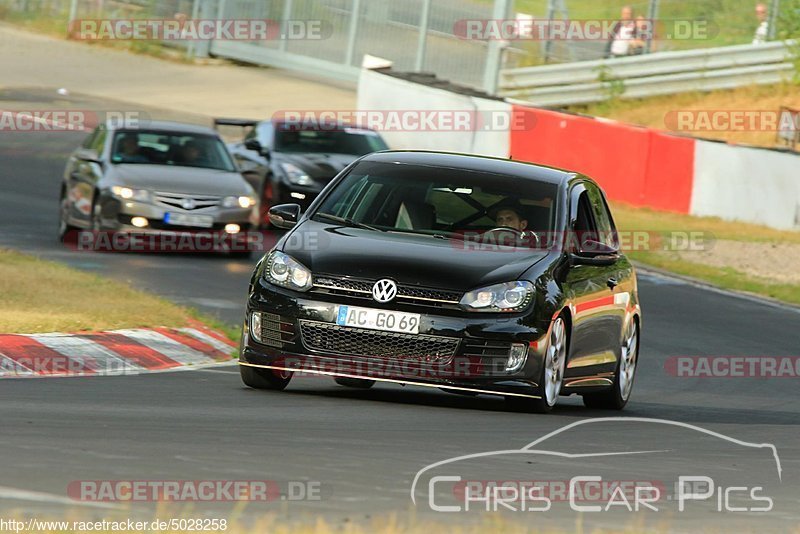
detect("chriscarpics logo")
(411, 418), (782, 519)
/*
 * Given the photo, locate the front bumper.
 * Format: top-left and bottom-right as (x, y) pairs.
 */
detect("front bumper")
(101, 196), (258, 231)
(241, 279), (552, 397)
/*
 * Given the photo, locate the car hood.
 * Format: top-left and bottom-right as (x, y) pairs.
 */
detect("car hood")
(283, 220), (548, 291)
(109, 164), (253, 196)
(274, 152), (359, 181)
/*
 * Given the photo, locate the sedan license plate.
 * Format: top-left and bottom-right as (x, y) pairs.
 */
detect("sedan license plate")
(336, 305), (420, 334)
(164, 212), (214, 228)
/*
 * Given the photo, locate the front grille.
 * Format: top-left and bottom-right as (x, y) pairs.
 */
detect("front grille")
(299, 320), (459, 362)
(258, 312), (296, 348)
(154, 191), (222, 211)
(312, 276), (462, 307)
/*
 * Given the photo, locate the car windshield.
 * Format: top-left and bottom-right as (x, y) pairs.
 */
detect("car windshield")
(274, 127), (388, 155)
(110, 131), (236, 171)
(313, 161), (559, 246)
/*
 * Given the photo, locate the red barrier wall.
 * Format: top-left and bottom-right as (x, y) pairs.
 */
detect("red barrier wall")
(509, 106), (695, 213)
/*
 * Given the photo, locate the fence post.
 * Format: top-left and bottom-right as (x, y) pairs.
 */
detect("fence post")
(543, 0), (556, 63)
(67, 0), (78, 38)
(414, 0), (432, 71)
(483, 0), (511, 94)
(344, 0), (362, 66)
(280, 0), (293, 52)
(646, 0), (659, 53)
(186, 0), (201, 59)
(768, 0), (780, 40)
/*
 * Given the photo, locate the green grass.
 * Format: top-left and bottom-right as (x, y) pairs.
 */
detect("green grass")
(0, 248), (238, 336)
(610, 202), (800, 306)
(0, 8), (191, 62)
(630, 250), (800, 305)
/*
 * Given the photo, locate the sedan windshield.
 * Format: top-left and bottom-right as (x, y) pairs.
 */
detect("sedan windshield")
(314, 161), (559, 245)
(274, 127), (388, 155)
(111, 131), (236, 171)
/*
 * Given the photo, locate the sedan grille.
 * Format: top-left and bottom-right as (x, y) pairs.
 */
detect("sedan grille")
(299, 320), (459, 363)
(311, 276), (462, 307)
(154, 191), (222, 211)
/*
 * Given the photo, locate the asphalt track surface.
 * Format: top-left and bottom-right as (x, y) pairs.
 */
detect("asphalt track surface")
(1, 93), (799, 531)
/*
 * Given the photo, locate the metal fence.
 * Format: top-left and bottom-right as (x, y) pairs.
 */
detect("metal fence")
(500, 41), (795, 106)
(0, 0), (506, 90)
(1, 0), (797, 95)
(506, 0), (788, 66)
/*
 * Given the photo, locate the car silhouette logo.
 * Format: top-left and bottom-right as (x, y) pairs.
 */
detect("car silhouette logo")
(181, 198), (196, 210)
(372, 279), (397, 303)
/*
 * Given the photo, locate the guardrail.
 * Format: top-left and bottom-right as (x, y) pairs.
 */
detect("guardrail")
(499, 41), (796, 106)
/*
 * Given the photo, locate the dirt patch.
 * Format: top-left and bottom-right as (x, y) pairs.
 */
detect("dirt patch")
(677, 239), (800, 285)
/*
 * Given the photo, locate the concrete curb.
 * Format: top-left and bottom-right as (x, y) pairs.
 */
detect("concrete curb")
(0, 322), (237, 379)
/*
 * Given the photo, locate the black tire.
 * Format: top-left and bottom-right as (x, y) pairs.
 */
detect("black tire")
(58, 189), (77, 243)
(240, 364), (292, 390)
(583, 317), (639, 411)
(90, 194), (103, 232)
(334, 377), (375, 389)
(505, 392), (551, 414)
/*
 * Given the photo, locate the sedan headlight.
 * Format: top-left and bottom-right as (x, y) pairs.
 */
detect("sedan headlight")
(223, 195), (257, 209)
(280, 162), (314, 186)
(263, 251), (312, 292)
(460, 281), (534, 312)
(111, 186), (150, 202)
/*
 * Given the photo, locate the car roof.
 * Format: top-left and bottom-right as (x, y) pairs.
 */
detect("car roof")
(108, 120), (218, 136)
(361, 150), (578, 186)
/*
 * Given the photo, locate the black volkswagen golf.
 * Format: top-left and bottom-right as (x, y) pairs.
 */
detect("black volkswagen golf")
(239, 151), (641, 413)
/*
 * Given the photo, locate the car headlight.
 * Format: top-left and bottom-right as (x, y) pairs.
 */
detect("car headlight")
(111, 186), (150, 202)
(460, 281), (534, 312)
(263, 251), (312, 292)
(223, 195), (257, 209)
(280, 162), (314, 186)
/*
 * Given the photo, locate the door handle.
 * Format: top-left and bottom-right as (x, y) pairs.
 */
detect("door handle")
(607, 277), (618, 289)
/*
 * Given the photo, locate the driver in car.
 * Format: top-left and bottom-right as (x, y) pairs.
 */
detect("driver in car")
(116, 134), (148, 163)
(181, 141), (210, 166)
(492, 199), (529, 232)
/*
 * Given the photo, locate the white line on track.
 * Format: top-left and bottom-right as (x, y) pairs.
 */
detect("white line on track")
(0, 486), (121, 509)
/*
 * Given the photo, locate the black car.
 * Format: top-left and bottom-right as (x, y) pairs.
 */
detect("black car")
(215, 118), (389, 227)
(239, 151), (641, 413)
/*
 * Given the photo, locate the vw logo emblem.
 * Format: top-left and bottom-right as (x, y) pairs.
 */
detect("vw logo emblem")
(372, 279), (397, 303)
(181, 198), (196, 210)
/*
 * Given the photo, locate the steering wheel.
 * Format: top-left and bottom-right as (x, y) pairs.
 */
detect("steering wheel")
(486, 226), (523, 236)
(484, 226), (541, 248)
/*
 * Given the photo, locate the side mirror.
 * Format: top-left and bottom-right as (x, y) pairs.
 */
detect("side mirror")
(75, 148), (100, 163)
(569, 239), (619, 266)
(268, 203), (301, 229)
(244, 138), (269, 159)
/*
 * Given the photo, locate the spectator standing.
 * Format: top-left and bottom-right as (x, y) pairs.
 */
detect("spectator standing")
(753, 3), (769, 44)
(607, 6), (637, 58)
